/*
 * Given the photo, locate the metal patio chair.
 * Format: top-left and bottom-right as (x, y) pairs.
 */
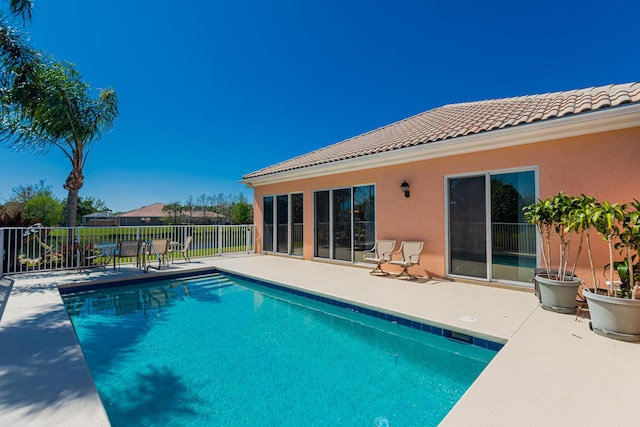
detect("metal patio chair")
(362, 240), (396, 275)
(389, 241), (424, 279)
(115, 240), (142, 270)
(169, 236), (193, 264)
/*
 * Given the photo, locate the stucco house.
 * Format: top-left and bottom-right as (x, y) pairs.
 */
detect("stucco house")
(117, 203), (225, 226)
(81, 212), (117, 227)
(241, 83), (640, 287)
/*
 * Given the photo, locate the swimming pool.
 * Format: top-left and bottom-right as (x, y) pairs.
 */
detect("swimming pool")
(62, 271), (499, 426)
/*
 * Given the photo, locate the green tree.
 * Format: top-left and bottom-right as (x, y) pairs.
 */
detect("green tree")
(9, 179), (55, 204)
(209, 193), (236, 223)
(184, 195), (195, 224)
(78, 196), (109, 215)
(207, 194), (221, 224)
(23, 194), (62, 226)
(232, 194), (253, 224)
(63, 195), (110, 225)
(491, 180), (520, 223)
(0, 58), (118, 226)
(196, 193), (211, 224)
(162, 202), (183, 225)
(2, 179), (55, 220)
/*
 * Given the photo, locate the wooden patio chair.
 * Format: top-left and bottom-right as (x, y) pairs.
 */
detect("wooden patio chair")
(389, 241), (424, 279)
(362, 240), (396, 275)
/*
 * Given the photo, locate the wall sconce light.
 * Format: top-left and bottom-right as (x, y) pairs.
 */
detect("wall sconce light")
(400, 180), (410, 198)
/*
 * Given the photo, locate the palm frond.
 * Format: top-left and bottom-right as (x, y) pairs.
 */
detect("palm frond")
(9, 0), (33, 24)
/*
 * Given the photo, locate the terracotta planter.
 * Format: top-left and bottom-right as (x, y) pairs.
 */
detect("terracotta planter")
(534, 274), (581, 314)
(583, 289), (640, 342)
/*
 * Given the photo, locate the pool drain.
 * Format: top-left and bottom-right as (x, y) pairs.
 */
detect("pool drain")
(373, 416), (389, 427)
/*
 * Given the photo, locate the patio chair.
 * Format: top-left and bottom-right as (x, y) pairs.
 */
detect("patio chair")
(115, 240), (142, 270)
(142, 239), (170, 271)
(388, 241), (424, 279)
(169, 236), (193, 264)
(76, 240), (107, 271)
(362, 240), (396, 275)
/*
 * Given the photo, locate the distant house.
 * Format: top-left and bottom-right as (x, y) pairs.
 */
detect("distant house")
(241, 83), (640, 287)
(82, 212), (117, 227)
(117, 203), (225, 226)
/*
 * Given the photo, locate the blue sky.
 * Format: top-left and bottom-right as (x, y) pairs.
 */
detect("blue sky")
(0, 0), (638, 212)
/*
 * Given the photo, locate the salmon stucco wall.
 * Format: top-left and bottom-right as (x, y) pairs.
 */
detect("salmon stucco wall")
(250, 127), (640, 286)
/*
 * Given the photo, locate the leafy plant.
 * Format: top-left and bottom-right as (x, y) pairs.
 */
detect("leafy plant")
(523, 192), (581, 281)
(614, 200), (640, 299)
(591, 201), (627, 297)
(528, 194), (640, 299)
(566, 195), (598, 288)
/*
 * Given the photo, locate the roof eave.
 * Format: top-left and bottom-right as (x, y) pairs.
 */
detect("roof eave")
(240, 103), (640, 188)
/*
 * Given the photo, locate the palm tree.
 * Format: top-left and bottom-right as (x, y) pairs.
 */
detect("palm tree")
(1, 1), (118, 227)
(0, 1), (35, 86)
(0, 58), (118, 226)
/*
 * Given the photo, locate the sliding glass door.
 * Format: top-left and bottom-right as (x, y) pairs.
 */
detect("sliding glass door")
(449, 176), (487, 278)
(291, 193), (304, 256)
(314, 191), (330, 258)
(333, 188), (352, 261)
(353, 185), (376, 262)
(314, 185), (375, 262)
(263, 196), (274, 252)
(276, 195), (288, 253)
(448, 170), (536, 283)
(263, 193), (303, 256)
(490, 172), (536, 282)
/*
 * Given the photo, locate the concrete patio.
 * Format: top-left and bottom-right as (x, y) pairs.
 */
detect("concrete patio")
(1, 254), (638, 426)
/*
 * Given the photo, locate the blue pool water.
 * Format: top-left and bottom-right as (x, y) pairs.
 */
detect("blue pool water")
(62, 272), (498, 426)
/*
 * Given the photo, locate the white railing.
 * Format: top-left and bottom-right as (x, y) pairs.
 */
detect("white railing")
(491, 222), (536, 254)
(449, 222), (536, 255)
(0, 224), (255, 277)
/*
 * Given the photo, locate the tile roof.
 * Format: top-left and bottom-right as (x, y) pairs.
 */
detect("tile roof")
(119, 203), (166, 217)
(119, 203), (222, 218)
(243, 83), (640, 180)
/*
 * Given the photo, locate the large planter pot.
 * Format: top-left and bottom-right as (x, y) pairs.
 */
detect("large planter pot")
(583, 289), (640, 342)
(534, 274), (581, 314)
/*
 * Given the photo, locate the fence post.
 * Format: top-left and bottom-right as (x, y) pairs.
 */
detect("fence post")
(217, 226), (222, 256)
(0, 229), (4, 278)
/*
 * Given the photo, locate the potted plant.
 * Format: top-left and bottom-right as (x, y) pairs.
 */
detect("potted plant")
(523, 192), (582, 313)
(583, 200), (640, 341)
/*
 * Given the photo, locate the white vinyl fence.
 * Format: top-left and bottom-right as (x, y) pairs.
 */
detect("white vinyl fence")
(0, 224), (255, 277)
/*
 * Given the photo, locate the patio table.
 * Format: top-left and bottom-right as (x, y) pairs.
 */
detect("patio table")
(94, 243), (117, 270)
